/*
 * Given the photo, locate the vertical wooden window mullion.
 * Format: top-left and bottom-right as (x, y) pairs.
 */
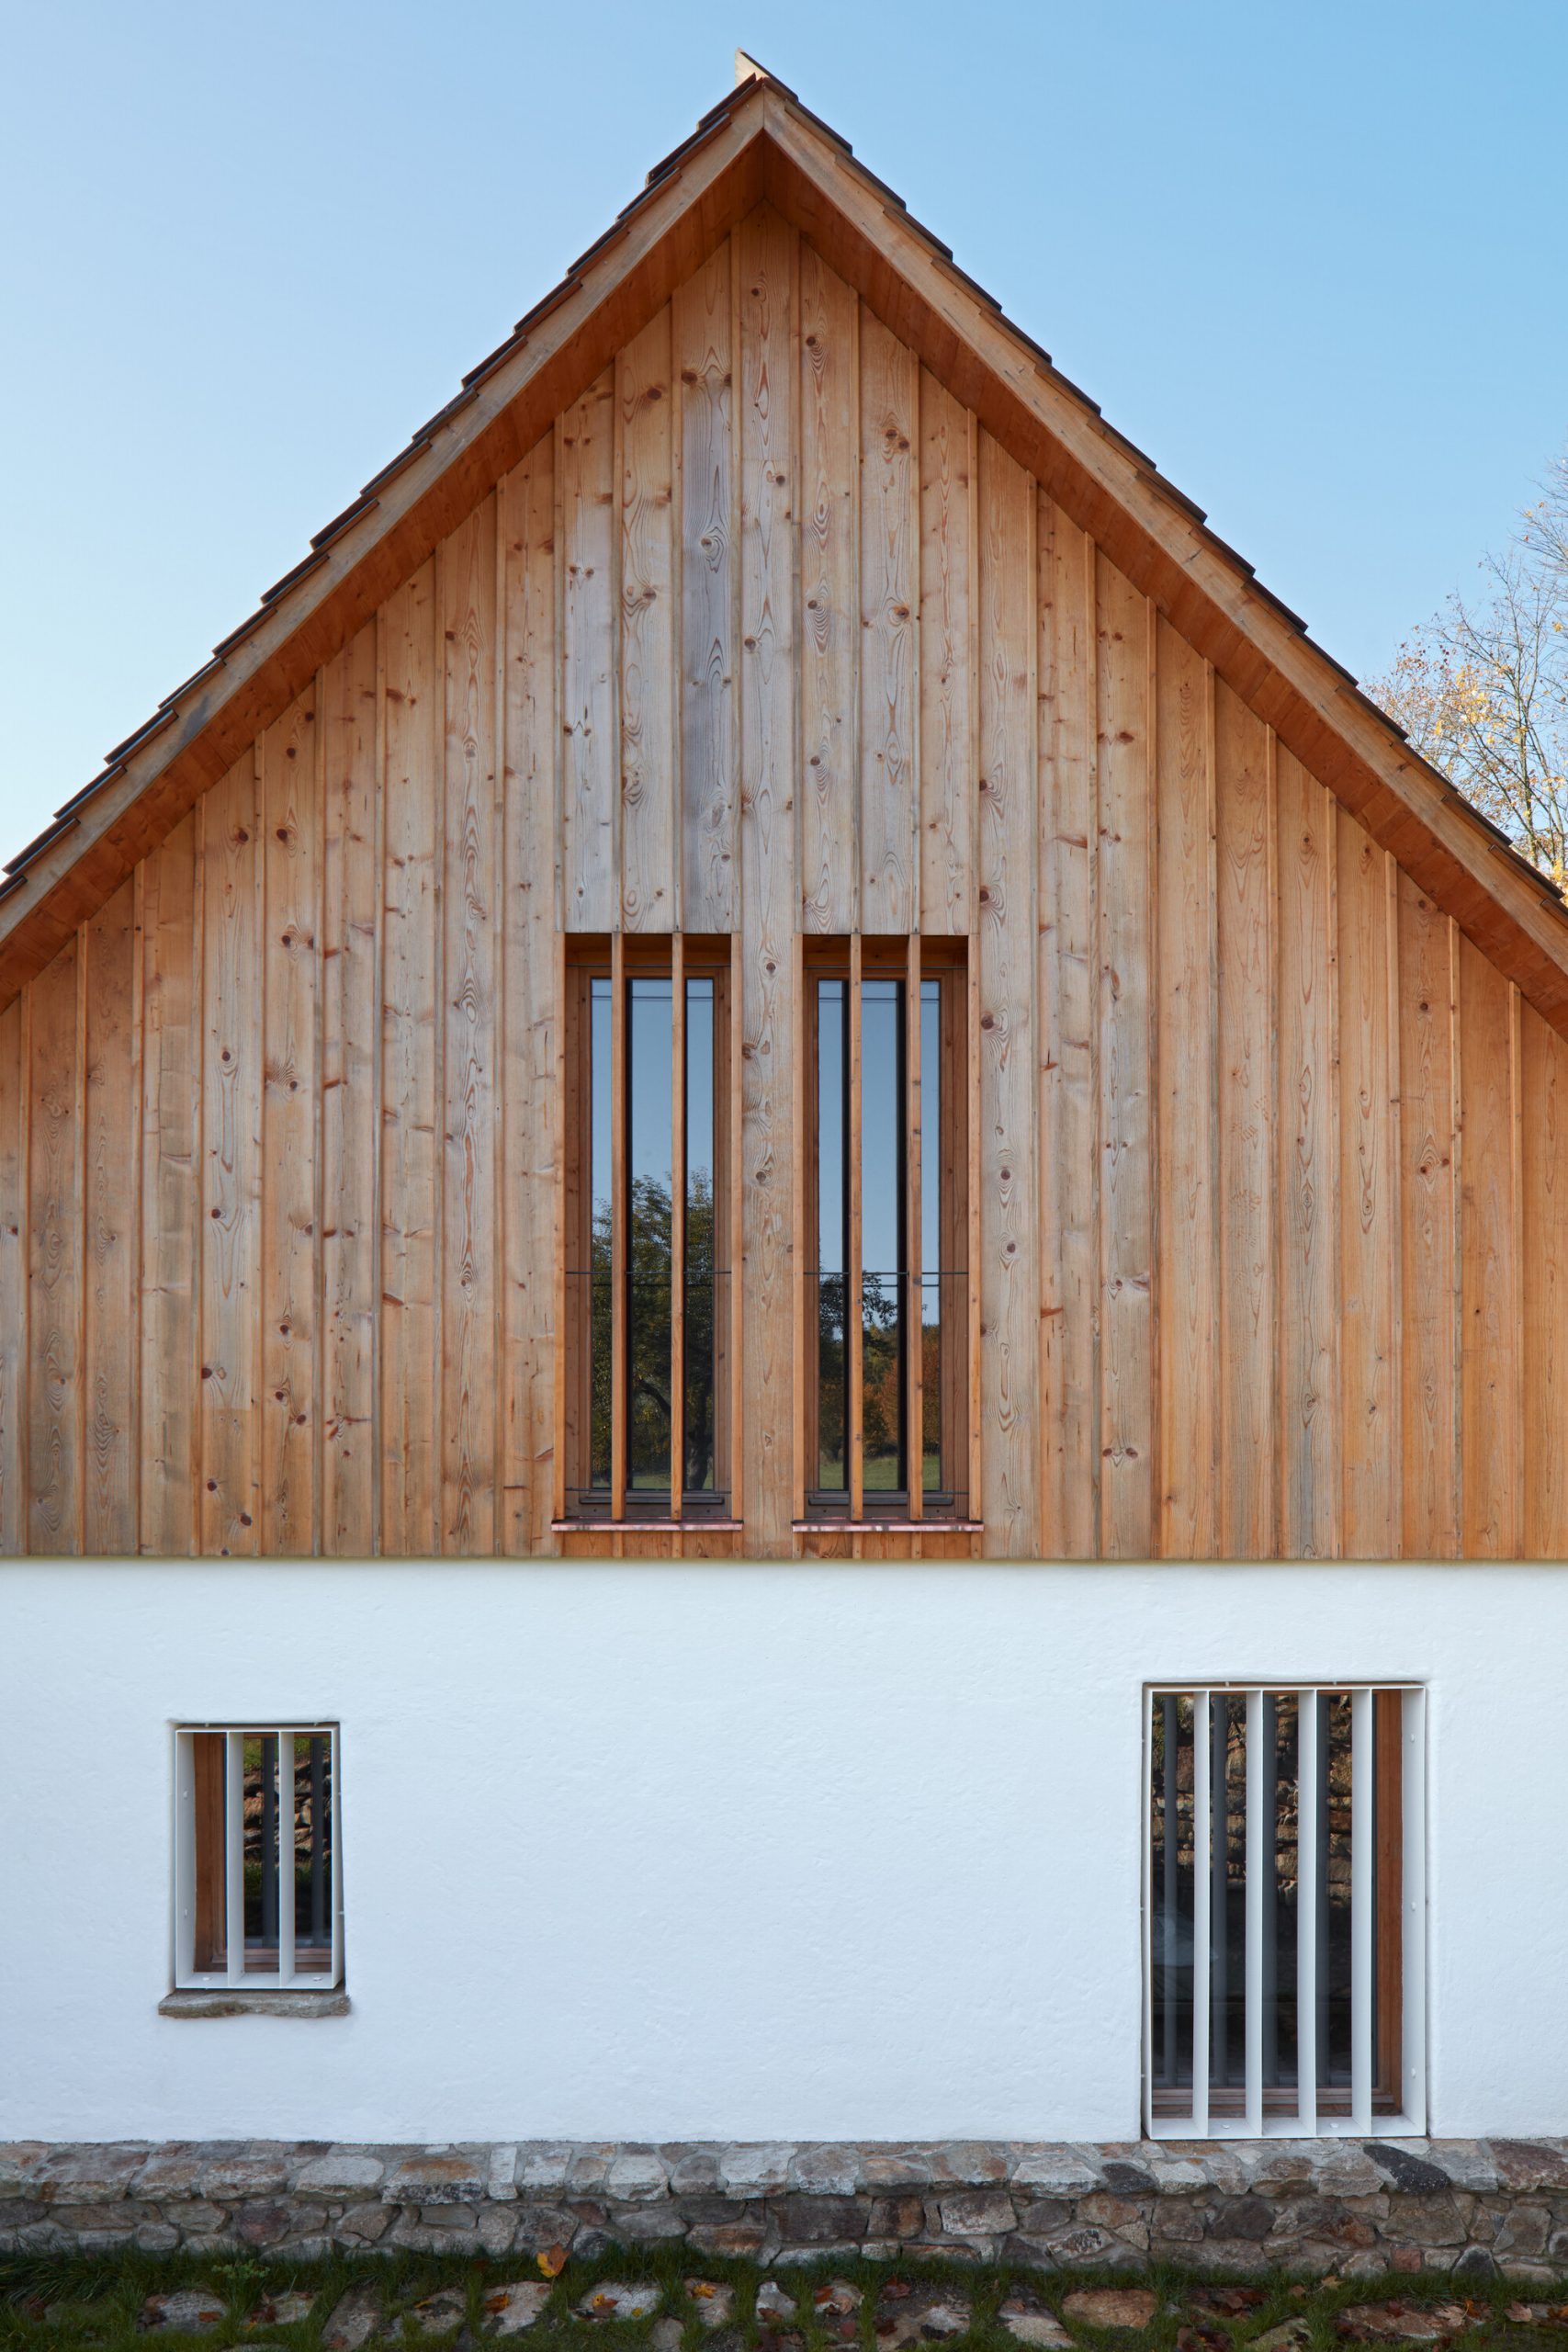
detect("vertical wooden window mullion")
(276, 1728), (296, 1986)
(224, 1730), (245, 1984)
(966, 941), (982, 1524)
(610, 931), (627, 1522)
(792, 936), (807, 1529)
(552, 934), (569, 1526)
(848, 933), (864, 1523)
(670, 934), (685, 1526)
(728, 930), (745, 1533)
(906, 935), (923, 1520)
(192, 1730), (225, 1974)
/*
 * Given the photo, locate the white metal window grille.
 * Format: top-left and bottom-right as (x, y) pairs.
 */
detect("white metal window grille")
(1143, 1685), (1425, 2139)
(173, 1725), (342, 1990)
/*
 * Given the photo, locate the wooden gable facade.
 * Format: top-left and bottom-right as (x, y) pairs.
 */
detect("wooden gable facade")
(4, 65), (1568, 1565)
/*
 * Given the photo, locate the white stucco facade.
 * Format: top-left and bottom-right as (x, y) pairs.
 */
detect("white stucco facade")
(1, 1560), (1561, 2146)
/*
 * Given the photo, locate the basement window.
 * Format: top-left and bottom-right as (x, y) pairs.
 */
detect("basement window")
(800, 937), (973, 1526)
(1145, 1685), (1425, 2137)
(173, 1726), (342, 1989)
(560, 936), (737, 1526)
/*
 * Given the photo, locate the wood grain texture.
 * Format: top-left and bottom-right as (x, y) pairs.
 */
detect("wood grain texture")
(675, 243), (737, 933)
(1337, 817), (1399, 1558)
(618, 306), (676, 931)
(1154, 618), (1217, 1559)
(1397, 874), (1460, 1559)
(320, 624), (378, 1556)
(1458, 936), (1520, 1558)
(260, 689), (318, 1555)
(1275, 747), (1337, 1558)
(380, 560), (440, 1555)
(1096, 554), (1156, 1558)
(1214, 683), (1277, 1558)
(440, 498), (500, 1553)
(27, 935), (81, 1553)
(0, 993), (23, 1552)
(976, 427), (1038, 1556)
(1036, 503), (1098, 1558)
(1523, 1002), (1568, 1557)
(919, 372), (974, 940)
(83, 878), (139, 1553)
(139, 814), (200, 1555)
(6, 213), (1568, 1564)
(501, 434), (559, 1555)
(858, 310), (918, 933)
(199, 752), (264, 1556)
(737, 202), (797, 1550)
(560, 366), (616, 931)
(797, 244), (857, 933)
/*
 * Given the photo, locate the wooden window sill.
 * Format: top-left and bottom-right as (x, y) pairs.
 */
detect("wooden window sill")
(159, 1988), (350, 2019)
(551, 1519), (744, 1534)
(793, 1519), (984, 1534)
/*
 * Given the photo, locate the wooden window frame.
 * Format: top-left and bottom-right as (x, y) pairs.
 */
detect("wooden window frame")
(556, 934), (740, 1531)
(795, 935), (978, 1532)
(1144, 1684), (1422, 2135)
(174, 1724), (343, 1992)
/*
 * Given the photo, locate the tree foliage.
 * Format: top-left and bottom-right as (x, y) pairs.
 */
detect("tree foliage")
(1369, 453), (1568, 893)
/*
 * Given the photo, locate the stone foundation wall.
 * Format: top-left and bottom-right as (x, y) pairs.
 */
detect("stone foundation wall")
(6, 2142), (1568, 2283)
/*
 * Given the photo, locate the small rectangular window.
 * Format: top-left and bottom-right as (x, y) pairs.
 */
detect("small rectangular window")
(1145, 1684), (1424, 2136)
(562, 937), (736, 1524)
(173, 1725), (342, 1990)
(801, 938), (971, 1525)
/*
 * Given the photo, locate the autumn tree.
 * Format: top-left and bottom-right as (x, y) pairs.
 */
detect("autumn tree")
(1369, 452), (1568, 892)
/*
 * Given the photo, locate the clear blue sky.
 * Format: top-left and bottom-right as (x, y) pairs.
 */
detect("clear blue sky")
(3, 0), (1564, 867)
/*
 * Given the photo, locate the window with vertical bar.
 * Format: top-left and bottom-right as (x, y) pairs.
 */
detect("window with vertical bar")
(173, 1725), (342, 1990)
(800, 938), (972, 1526)
(1145, 1684), (1424, 2137)
(560, 937), (737, 1525)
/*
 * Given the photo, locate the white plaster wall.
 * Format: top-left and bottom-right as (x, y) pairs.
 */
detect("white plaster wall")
(0, 1561), (1562, 2144)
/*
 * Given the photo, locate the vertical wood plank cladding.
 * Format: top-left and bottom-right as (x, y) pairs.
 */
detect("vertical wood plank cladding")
(560, 364), (616, 931)
(1524, 1002), (1568, 1555)
(1154, 618), (1217, 1559)
(976, 427), (1038, 1557)
(1397, 874), (1460, 1558)
(501, 435), (558, 1555)
(440, 498), (500, 1553)
(321, 623), (378, 1556)
(737, 202), (797, 1551)
(797, 243), (857, 933)
(1038, 502), (1098, 1558)
(259, 690), (318, 1555)
(27, 936), (81, 1552)
(1275, 749), (1338, 1558)
(1458, 935), (1520, 1557)
(1337, 818), (1399, 1558)
(83, 878), (139, 1554)
(200, 753), (264, 1556)
(675, 244), (737, 932)
(619, 305), (676, 931)
(858, 310), (918, 933)
(140, 813), (199, 1555)
(380, 558), (440, 1555)
(1214, 683), (1277, 1558)
(0, 995), (22, 1552)
(919, 372), (974, 940)
(1096, 555), (1156, 1559)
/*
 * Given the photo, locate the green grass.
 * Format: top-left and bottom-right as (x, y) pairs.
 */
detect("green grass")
(2, 2245), (1565, 2352)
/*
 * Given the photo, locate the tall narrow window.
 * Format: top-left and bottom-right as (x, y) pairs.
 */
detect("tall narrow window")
(802, 940), (971, 1524)
(1145, 1684), (1424, 2137)
(563, 938), (735, 1523)
(174, 1725), (342, 1990)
